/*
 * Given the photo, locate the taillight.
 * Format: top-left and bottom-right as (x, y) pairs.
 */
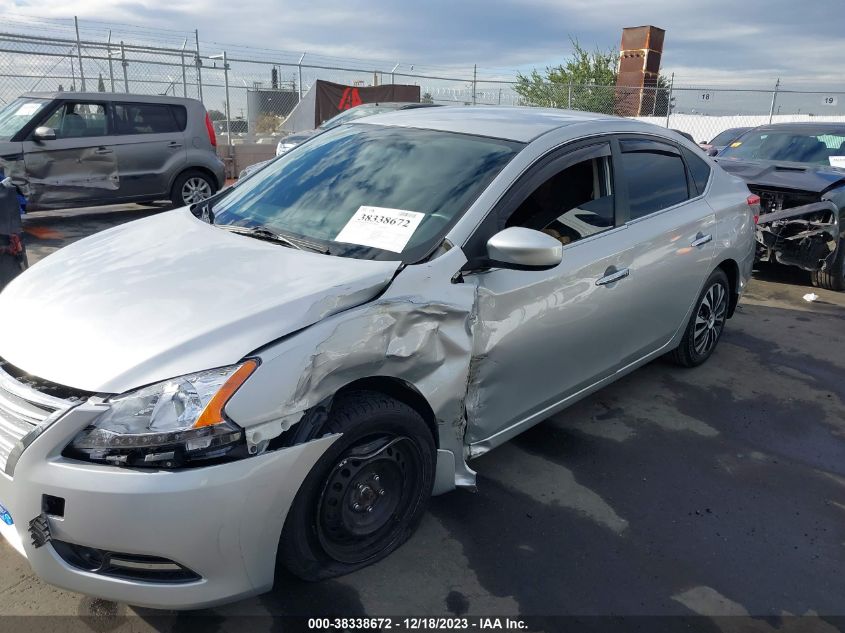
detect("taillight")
(205, 113), (217, 147)
(747, 194), (761, 224)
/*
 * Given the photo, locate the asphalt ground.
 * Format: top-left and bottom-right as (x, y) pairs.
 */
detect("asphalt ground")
(2, 206), (844, 631)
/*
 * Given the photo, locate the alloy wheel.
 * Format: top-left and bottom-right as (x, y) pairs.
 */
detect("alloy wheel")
(693, 282), (727, 356)
(181, 177), (212, 205)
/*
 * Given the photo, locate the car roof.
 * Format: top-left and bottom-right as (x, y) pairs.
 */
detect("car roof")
(21, 92), (202, 106)
(356, 105), (619, 142)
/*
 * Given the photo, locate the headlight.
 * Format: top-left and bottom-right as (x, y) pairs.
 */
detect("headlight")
(66, 360), (258, 468)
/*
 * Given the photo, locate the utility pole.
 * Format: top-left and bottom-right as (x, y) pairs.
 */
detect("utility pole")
(74, 16), (86, 91)
(768, 78), (781, 124)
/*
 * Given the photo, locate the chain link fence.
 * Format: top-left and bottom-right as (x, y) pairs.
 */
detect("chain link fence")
(2, 15), (845, 173)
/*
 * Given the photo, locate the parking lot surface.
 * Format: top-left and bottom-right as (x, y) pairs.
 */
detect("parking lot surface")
(3, 208), (845, 628)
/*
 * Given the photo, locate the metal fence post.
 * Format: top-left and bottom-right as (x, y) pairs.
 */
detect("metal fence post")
(222, 51), (232, 156)
(74, 16), (86, 91)
(665, 72), (674, 128)
(768, 78), (780, 124)
(180, 40), (188, 97)
(472, 64), (477, 105)
(120, 41), (129, 92)
(298, 52), (305, 100)
(194, 30), (203, 103)
(567, 80), (572, 108)
(391, 63), (399, 84)
(106, 30), (115, 92)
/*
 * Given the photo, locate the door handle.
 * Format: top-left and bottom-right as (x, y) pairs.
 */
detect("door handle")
(94, 146), (113, 155)
(690, 233), (713, 247)
(167, 142), (183, 149)
(596, 267), (630, 286)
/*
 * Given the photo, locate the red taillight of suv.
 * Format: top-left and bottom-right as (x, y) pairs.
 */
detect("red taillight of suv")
(747, 194), (761, 224)
(205, 113), (217, 147)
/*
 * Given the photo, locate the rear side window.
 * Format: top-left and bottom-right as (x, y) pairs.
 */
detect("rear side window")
(113, 103), (179, 135)
(620, 146), (689, 219)
(170, 105), (187, 131)
(682, 147), (711, 195)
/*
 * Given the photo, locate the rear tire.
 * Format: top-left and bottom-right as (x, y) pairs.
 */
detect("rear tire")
(810, 237), (845, 291)
(670, 268), (730, 368)
(170, 170), (216, 208)
(279, 391), (435, 581)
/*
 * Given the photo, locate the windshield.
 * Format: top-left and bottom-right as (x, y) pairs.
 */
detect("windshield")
(718, 128), (845, 165)
(318, 105), (400, 130)
(212, 124), (522, 262)
(0, 98), (50, 141)
(709, 128), (748, 146)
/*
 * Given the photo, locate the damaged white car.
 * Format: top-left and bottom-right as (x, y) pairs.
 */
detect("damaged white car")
(0, 107), (755, 609)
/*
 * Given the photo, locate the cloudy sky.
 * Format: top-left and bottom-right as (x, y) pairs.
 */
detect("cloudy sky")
(1, 0), (843, 88)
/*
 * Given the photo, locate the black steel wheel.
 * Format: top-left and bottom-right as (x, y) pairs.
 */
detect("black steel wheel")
(670, 268), (730, 368)
(279, 391), (435, 580)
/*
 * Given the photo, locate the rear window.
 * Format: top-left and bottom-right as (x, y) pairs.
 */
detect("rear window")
(682, 147), (711, 195)
(114, 103), (179, 135)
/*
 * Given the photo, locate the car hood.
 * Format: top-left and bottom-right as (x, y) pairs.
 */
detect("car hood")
(0, 209), (400, 394)
(716, 157), (845, 193)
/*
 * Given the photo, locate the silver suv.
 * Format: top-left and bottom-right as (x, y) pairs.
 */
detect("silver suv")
(0, 92), (225, 210)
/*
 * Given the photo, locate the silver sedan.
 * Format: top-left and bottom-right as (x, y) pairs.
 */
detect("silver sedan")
(0, 107), (756, 609)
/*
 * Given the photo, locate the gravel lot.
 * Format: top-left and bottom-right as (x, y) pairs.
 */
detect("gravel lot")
(3, 207), (845, 629)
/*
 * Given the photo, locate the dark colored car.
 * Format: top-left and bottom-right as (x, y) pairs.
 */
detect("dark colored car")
(701, 126), (752, 156)
(716, 123), (845, 290)
(0, 92), (225, 210)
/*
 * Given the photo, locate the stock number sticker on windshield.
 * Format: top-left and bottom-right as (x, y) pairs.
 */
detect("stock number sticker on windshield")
(829, 156), (845, 169)
(335, 206), (425, 253)
(14, 103), (40, 116)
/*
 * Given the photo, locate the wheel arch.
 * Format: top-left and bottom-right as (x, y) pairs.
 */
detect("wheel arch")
(715, 257), (740, 317)
(333, 376), (439, 449)
(169, 165), (219, 196)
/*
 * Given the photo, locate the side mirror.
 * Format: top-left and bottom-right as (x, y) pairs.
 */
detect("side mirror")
(33, 126), (56, 142)
(486, 227), (563, 270)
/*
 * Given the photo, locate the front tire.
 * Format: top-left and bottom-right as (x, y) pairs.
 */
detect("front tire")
(670, 268), (730, 368)
(279, 391), (435, 581)
(811, 237), (845, 291)
(170, 170), (216, 207)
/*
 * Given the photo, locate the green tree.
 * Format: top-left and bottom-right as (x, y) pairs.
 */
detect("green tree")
(207, 109), (226, 121)
(515, 37), (668, 115)
(97, 73), (106, 92)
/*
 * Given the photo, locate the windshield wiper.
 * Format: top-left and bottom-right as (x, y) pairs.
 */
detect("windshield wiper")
(220, 225), (330, 254)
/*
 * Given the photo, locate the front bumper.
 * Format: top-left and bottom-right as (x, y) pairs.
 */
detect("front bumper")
(0, 398), (336, 609)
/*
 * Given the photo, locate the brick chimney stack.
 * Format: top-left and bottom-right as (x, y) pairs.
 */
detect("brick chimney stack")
(615, 25), (665, 116)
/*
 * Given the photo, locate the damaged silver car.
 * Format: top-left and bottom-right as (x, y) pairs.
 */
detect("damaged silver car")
(716, 123), (845, 290)
(0, 107), (755, 609)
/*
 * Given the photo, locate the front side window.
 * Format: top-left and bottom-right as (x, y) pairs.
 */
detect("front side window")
(41, 102), (108, 139)
(506, 151), (615, 246)
(113, 103), (179, 134)
(212, 124), (522, 262)
(0, 98), (50, 141)
(620, 147), (689, 219)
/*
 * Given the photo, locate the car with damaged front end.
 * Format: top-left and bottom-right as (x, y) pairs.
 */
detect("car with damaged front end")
(716, 123), (845, 290)
(0, 107), (755, 609)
